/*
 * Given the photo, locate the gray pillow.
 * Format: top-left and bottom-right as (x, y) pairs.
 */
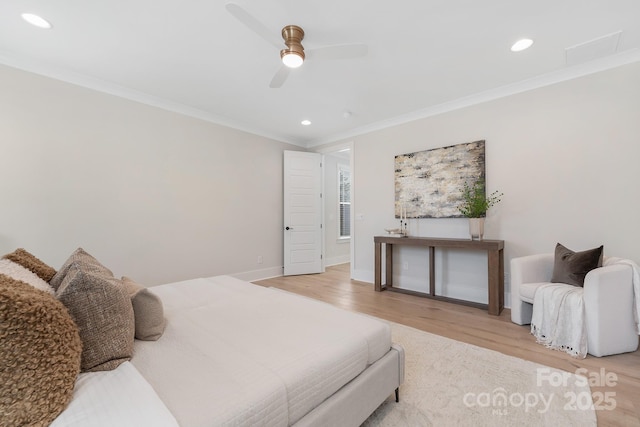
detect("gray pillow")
(550, 243), (603, 287)
(57, 263), (135, 372)
(121, 276), (167, 341)
(49, 247), (113, 291)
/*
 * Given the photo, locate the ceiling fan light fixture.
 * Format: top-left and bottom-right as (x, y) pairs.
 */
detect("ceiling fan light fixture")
(280, 25), (305, 68)
(281, 50), (304, 68)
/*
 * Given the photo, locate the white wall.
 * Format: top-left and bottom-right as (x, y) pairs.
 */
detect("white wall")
(321, 62), (640, 304)
(3, 60), (639, 298)
(0, 64), (303, 285)
(323, 153), (350, 266)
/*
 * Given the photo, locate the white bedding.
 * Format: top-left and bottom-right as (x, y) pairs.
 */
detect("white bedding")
(51, 362), (178, 427)
(131, 275), (392, 427)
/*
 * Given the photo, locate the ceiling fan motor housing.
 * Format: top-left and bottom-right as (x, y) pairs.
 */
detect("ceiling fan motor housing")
(280, 25), (305, 63)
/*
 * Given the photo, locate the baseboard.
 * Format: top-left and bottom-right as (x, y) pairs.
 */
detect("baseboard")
(352, 268), (374, 284)
(232, 266), (284, 282)
(236, 259), (352, 283)
(325, 255), (350, 267)
(352, 268), (512, 309)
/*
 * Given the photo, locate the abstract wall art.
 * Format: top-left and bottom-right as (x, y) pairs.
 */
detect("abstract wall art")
(395, 140), (485, 218)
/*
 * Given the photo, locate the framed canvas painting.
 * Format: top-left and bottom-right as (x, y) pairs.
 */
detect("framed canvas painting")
(395, 140), (485, 218)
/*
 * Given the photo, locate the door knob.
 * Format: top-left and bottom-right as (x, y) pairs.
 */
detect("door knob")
(285, 226), (293, 230)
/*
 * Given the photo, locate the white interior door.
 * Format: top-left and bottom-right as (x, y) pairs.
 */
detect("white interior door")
(283, 150), (323, 276)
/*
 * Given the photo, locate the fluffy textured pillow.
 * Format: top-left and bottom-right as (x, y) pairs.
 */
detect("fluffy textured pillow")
(551, 243), (604, 287)
(0, 274), (82, 426)
(57, 263), (135, 372)
(49, 247), (113, 291)
(0, 258), (55, 295)
(3, 248), (57, 282)
(121, 277), (167, 341)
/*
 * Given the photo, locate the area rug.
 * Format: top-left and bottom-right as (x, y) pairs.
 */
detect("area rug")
(362, 322), (596, 426)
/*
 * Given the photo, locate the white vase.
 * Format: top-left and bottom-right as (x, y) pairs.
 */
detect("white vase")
(468, 218), (485, 240)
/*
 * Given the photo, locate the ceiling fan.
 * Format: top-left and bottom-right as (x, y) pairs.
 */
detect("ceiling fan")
(225, 2), (368, 88)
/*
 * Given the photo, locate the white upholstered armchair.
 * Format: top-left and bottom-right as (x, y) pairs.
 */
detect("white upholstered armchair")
(510, 253), (639, 357)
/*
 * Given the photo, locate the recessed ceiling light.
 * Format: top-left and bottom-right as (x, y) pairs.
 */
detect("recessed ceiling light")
(301, 120), (312, 126)
(21, 13), (52, 29)
(511, 39), (533, 52)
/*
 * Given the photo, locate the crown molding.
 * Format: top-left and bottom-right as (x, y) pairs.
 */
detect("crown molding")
(305, 48), (640, 148)
(0, 51), (305, 147)
(2, 48), (639, 150)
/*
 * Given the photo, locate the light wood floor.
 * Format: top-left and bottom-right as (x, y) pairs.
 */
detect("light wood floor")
(255, 263), (640, 427)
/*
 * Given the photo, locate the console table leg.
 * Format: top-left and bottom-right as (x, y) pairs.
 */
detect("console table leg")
(487, 250), (504, 315)
(429, 246), (435, 296)
(499, 248), (505, 311)
(375, 242), (382, 291)
(385, 243), (393, 288)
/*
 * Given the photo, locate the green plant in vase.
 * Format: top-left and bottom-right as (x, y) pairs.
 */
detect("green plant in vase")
(458, 180), (503, 240)
(458, 180), (503, 218)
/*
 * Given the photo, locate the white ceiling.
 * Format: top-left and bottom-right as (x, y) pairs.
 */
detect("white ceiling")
(1, 1), (639, 147)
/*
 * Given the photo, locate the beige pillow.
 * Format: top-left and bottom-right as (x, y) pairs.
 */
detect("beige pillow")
(0, 258), (55, 295)
(3, 248), (57, 282)
(49, 247), (113, 291)
(57, 263), (135, 372)
(0, 274), (82, 426)
(121, 276), (167, 341)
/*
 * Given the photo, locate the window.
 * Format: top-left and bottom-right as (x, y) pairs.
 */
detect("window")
(338, 165), (351, 239)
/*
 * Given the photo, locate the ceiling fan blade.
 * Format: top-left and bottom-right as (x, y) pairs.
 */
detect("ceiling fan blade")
(269, 66), (291, 88)
(225, 2), (281, 49)
(307, 43), (368, 60)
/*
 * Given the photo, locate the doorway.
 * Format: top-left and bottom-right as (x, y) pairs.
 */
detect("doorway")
(319, 143), (353, 277)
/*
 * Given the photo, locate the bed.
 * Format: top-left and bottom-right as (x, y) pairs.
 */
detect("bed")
(137, 276), (404, 426)
(1, 248), (404, 427)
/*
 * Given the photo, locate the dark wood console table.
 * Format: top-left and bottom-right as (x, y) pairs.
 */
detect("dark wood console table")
(374, 236), (505, 315)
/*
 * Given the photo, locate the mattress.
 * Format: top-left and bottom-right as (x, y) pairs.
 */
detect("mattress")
(131, 275), (392, 427)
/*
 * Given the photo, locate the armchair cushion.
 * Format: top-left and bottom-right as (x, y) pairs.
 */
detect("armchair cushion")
(551, 243), (603, 287)
(519, 282), (547, 304)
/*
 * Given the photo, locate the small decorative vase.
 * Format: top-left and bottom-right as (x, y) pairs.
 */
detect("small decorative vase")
(468, 218), (485, 240)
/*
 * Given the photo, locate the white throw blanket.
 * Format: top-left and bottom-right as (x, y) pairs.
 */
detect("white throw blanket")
(531, 257), (640, 359)
(531, 283), (587, 358)
(605, 257), (640, 334)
